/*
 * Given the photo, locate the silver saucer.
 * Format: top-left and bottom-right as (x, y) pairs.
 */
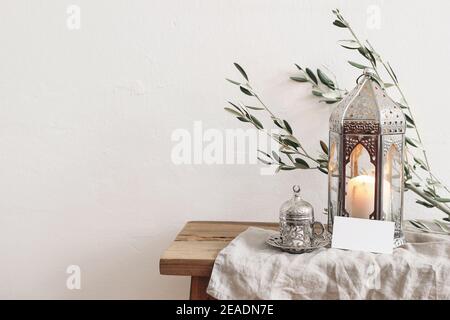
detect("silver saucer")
(266, 233), (331, 254)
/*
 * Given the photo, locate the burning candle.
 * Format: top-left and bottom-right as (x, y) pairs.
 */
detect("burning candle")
(345, 175), (375, 219)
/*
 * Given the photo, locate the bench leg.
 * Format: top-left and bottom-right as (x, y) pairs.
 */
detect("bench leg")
(189, 276), (212, 300)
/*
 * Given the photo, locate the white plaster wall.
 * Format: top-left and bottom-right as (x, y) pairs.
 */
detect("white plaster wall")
(0, 0), (448, 299)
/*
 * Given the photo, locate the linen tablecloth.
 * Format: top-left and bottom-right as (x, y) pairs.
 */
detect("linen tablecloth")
(207, 227), (450, 300)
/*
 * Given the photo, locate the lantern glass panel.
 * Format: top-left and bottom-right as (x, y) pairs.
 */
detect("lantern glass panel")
(382, 142), (402, 225)
(344, 143), (376, 219)
(328, 132), (340, 226)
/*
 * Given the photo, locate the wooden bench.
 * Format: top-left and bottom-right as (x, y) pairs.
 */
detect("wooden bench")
(159, 221), (278, 299)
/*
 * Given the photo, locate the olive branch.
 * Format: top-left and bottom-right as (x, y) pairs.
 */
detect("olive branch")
(224, 9), (450, 232)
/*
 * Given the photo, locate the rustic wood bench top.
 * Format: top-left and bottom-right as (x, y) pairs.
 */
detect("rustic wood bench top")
(159, 221), (278, 278)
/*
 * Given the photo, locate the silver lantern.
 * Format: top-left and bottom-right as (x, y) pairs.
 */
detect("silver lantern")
(327, 69), (406, 247)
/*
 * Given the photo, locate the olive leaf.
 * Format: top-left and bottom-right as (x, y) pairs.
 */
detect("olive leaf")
(406, 137), (422, 148)
(282, 136), (300, 149)
(233, 63), (248, 81)
(416, 200), (434, 208)
(320, 140), (329, 155)
(282, 139), (299, 149)
(280, 147), (298, 154)
(338, 40), (360, 49)
(427, 179), (443, 188)
(412, 220), (450, 235)
(283, 120), (293, 134)
(239, 85), (254, 96)
(279, 165), (296, 171)
(272, 151), (282, 164)
(318, 167), (328, 174)
(348, 60), (368, 69)
(357, 46), (370, 59)
(257, 150), (272, 159)
(320, 98), (340, 104)
(250, 115), (264, 129)
(305, 68), (318, 85)
(272, 117), (284, 129)
(224, 107), (242, 117)
(405, 113), (415, 126)
(294, 158), (309, 169)
(409, 220), (432, 231)
(367, 49), (377, 67)
(414, 157), (428, 170)
(257, 157), (272, 165)
(236, 116), (250, 123)
(317, 69), (335, 89)
(333, 20), (347, 28)
(290, 75), (308, 82)
(226, 78), (241, 86)
(245, 105), (265, 110)
(434, 219), (450, 233)
(321, 91), (340, 100)
(424, 189), (436, 198)
(227, 101), (244, 114)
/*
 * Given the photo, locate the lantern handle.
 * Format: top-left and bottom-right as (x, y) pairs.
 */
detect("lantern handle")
(356, 68), (377, 84)
(356, 73), (365, 84)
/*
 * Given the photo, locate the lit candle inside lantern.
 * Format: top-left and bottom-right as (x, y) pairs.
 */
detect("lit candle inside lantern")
(345, 175), (375, 219)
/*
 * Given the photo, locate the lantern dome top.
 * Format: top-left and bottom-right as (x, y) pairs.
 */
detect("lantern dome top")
(329, 70), (406, 135)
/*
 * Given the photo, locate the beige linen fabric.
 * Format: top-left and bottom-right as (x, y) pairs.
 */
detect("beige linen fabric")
(207, 227), (450, 300)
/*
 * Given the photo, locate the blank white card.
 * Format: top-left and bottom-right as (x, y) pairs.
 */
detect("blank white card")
(331, 216), (395, 254)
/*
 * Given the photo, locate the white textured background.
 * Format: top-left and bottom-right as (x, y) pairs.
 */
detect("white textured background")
(0, 0), (449, 299)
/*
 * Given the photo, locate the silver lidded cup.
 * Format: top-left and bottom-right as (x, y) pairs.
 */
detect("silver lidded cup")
(279, 185), (324, 247)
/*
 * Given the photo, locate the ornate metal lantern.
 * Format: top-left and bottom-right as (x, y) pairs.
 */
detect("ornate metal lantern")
(327, 69), (406, 247)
